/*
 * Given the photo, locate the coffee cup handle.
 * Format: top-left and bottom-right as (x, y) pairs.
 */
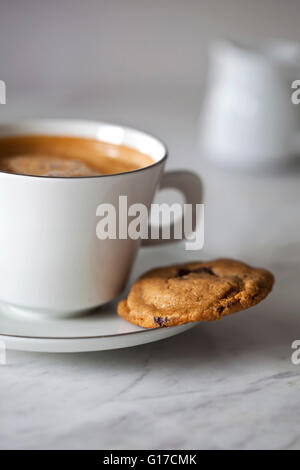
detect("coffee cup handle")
(142, 170), (203, 246)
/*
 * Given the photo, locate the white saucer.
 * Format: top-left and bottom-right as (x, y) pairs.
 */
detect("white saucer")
(0, 299), (194, 353)
(0, 245), (198, 353)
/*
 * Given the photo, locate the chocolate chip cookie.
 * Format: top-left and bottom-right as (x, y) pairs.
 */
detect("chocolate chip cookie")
(118, 259), (274, 328)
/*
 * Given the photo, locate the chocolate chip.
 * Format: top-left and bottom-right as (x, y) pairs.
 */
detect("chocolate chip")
(154, 316), (168, 327)
(176, 266), (215, 278)
(192, 267), (215, 276)
(176, 268), (191, 278)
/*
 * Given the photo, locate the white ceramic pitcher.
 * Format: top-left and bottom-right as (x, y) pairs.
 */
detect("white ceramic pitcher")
(198, 39), (300, 168)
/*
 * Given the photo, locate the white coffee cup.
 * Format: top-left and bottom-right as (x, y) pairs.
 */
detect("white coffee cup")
(0, 119), (202, 317)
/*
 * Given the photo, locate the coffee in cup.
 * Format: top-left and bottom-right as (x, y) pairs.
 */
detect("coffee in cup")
(0, 134), (154, 177)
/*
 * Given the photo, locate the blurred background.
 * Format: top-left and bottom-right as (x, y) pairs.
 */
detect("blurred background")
(0, 0), (299, 261)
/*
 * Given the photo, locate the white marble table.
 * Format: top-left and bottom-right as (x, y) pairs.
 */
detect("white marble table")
(0, 88), (300, 449)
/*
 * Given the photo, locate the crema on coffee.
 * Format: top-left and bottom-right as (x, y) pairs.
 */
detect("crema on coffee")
(0, 135), (154, 177)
